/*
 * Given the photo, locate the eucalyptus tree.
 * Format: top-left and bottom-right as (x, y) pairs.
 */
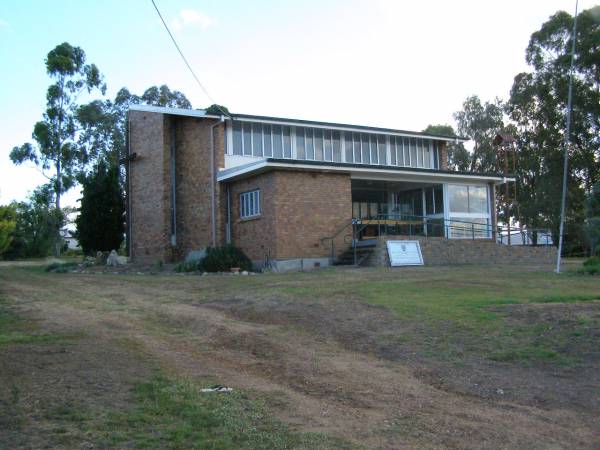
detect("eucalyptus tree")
(9, 42), (105, 255)
(507, 5), (600, 251)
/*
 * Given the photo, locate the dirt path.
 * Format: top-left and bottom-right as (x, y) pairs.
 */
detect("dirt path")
(1, 268), (599, 449)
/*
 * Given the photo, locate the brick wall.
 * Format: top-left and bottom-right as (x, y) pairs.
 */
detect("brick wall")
(228, 170), (352, 263)
(439, 142), (448, 170)
(368, 236), (557, 267)
(129, 111), (225, 263)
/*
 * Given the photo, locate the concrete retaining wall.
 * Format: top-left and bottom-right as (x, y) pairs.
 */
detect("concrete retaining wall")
(368, 236), (557, 267)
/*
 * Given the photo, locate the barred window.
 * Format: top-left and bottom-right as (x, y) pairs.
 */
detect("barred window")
(240, 190), (261, 219)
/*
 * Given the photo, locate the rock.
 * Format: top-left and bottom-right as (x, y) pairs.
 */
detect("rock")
(496, 388), (505, 395)
(241, 271), (249, 276)
(106, 250), (121, 267)
(95, 251), (107, 265)
(116, 255), (128, 265)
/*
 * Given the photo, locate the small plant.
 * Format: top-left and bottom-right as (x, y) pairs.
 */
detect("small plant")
(45, 261), (78, 273)
(579, 256), (600, 275)
(174, 260), (201, 273)
(202, 245), (252, 273)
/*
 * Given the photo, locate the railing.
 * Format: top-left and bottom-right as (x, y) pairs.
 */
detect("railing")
(321, 214), (552, 265)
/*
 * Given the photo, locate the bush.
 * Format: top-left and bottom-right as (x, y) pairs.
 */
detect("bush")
(201, 245), (252, 273)
(175, 260), (201, 273)
(45, 261), (78, 273)
(583, 256), (600, 267)
(579, 256), (600, 275)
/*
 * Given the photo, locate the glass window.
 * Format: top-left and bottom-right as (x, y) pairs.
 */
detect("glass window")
(448, 185), (469, 213)
(240, 190), (261, 219)
(243, 123), (252, 156)
(272, 125), (283, 158)
(283, 126), (292, 158)
(390, 137), (397, 165)
(353, 133), (362, 163)
(296, 127), (306, 159)
(232, 121), (243, 155)
(434, 186), (444, 213)
(433, 142), (439, 169)
(403, 138), (410, 166)
(425, 188), (435, 215)
(378, 135), (386, 165)
(324, 130), (333, 161)
(449, 218), (489, 238)
(344, 132), (353, 162)
(306, 128), (314, 160)
(332, 131), (341, 162)
(469, 186), (489, 214)
(263, 124), (272, 157)
(314, 128), (323, 161)
(423, 140), (431, 168)
(410, 138), (417, 167)
(361, 134), (370, 164)
(416, 139), (423, 167)
(252, 123), (263, 157)
(370, 135), (378, 164)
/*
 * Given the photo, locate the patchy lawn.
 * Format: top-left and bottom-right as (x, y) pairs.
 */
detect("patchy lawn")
(0, 260), (599, 448)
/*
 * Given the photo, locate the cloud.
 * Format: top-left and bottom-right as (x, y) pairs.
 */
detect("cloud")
(0, 19), (9, 28)
(169, 9), (216, 32)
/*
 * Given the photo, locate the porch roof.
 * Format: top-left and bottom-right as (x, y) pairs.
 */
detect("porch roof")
(217, 158), (515, 185)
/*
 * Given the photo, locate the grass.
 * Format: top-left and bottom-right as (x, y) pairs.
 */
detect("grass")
(270, 265), (600, 365)
(94, 377), (353, 450)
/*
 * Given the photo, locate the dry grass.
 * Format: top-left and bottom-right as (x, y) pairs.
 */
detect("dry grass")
(0, 260), (599, 449)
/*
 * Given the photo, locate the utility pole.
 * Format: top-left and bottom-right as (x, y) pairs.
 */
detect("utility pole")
(556, 0), (579, 273)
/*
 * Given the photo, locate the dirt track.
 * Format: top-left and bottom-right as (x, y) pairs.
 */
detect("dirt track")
(1, 265), (599, 449)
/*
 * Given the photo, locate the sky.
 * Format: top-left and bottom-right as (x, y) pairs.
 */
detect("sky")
(0, 0), (593, 207)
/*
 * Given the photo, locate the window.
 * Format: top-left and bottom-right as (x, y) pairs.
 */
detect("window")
(229, 121), (446, 169)
(448, 185), (488, 214)
(447, 184), (491, 238)
(240, 190), (261, 219)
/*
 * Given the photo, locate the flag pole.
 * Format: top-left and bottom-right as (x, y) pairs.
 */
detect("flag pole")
(556, 0), (579, 273)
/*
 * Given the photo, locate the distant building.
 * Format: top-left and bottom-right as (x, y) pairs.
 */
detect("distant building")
(60, 228), (80, 250)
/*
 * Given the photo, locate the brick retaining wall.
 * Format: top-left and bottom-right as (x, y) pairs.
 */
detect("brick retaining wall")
(368, 236), (557, 267)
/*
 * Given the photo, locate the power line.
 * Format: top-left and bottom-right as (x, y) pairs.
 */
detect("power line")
(150, 0), (230, 118)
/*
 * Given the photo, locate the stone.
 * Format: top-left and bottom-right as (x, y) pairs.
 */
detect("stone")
(106, 250), (122, 267)
(241, 271), (249, 276)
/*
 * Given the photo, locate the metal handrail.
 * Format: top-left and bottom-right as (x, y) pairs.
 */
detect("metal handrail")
(321, 213), (553, 266)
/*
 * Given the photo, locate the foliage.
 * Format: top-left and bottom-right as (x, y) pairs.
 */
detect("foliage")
(45, 261), (78, 273)
(507, 6), (600, 253)
(75, 161), (124, 254)
(205, 104), (230, 115)
(174, 260), (201, 273)
(579, 256), (600, 275)
(3, 186), (62, 260)
(0, 205), (17, 256)
(77, 85), (192, 169)
(422, 124), (469, 171)
(201, 245), (252, 272)
(453, 96), (509, 174)
(9, 42), (105, 255)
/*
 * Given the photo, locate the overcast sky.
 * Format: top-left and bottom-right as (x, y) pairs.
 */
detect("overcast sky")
(0, 0), (591, 207)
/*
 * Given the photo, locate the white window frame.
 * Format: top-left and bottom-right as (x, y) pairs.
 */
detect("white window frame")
(239, 189), (261, 219)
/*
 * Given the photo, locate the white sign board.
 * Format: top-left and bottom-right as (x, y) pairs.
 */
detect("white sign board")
(386, 240), (424, 266)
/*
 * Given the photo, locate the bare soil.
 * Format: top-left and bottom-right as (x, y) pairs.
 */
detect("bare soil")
(1, 264), (599, 449)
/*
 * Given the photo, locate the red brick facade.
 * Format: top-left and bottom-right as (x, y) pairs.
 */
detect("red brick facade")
(228, 171), (352, 262)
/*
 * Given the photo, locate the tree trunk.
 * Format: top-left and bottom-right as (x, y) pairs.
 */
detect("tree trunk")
(54, 156), (62, 257)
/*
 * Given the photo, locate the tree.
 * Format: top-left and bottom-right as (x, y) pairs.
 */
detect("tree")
(584, 183), (600, 255)
(3, 186), (61, 260)
(453, 96), (508, 174)
(507, 6), (600, 252)
(75, 161), (124, 254)
(9, 43), (105, 255)
(77, 85), (192, 170)
(0, 205), (17, 256)
(422, 124), (470, 171)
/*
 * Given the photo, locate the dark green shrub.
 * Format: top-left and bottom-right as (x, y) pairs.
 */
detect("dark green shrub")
(175, 260), (201, 273)
(201, 245), (252, 272)
(45, 261), (78, 273)
(583, 256), (600, 267)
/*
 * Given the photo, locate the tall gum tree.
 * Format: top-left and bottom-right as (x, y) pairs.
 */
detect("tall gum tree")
(10, 42), (105, 255)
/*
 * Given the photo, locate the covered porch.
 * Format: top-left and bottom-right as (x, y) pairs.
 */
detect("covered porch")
(351, 178), (495, 241)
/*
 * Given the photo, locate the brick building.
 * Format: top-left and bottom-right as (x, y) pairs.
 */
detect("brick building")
(127, 105), (546, 269)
